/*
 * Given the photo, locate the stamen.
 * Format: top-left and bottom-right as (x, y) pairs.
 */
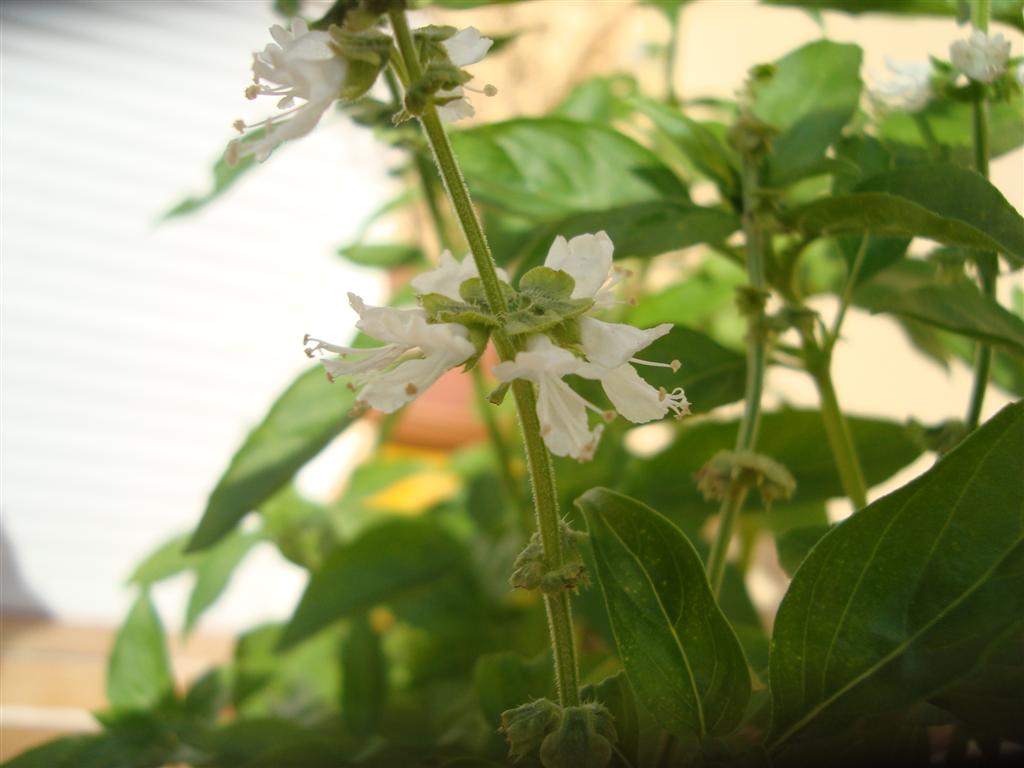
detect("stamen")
(631, 357), (682, 372)
(245, 84), (260, 100)
(232, 119), (246, 134)
(405, 383), (418, 396)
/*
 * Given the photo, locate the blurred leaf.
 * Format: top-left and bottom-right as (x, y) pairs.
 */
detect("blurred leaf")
(555, 74), (638, 123)
(866, 282), (1024, 356)
(774, 524), (832, 578)
(450, 118), (689, 220)
(473, 652), (550, 728)
(341, 615), (387, 742)
(182, 667), (229, 724)
(752, 41), (863, 185)
(720, 565), (771, 675)
(280, 518), (477, 650)
(767, 401), (1024, 757)
(195, 718), (345, 768)
(1, 736), (98, 768)
(579, 487), (751, 740)
(337, 243), (424, 268)
(785, 165), (1024, 267)
(232, 623), (342, 719)
(633, 96), (740, 197)
(762, 0), (1024, 31)
(635, 325), (746, 414)
(508, 201), (740, 274)
(187, 366), (356, 551)
(127, 533), (192, 585)
(261, 485), (337, 569)
(626, 409), (922, 522)
(274, 0), (301, 14)
(185, 530), (260, 632)
(107, 591), (173, 711)
(878, 98), (1024, 164)
(162, 129), (265, 220)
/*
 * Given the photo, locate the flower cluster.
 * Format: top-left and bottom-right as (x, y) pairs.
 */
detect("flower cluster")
(950, 30), (1011, 84)
(227, 20), (494, 165)
(307, 232), (688, 462)
(870, 58), (933, 113)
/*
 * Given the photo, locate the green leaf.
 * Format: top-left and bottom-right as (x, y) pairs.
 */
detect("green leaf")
(450, 118), (688, 220)
(162, 130), (265, 220)
(185, 530), (260, 632)
(866, 282), (1024, 356)
(752, 41), (863, 184)
(878, 99), (1024, 165)
(578, 487), (751, 741)
(507, 201), (740, 275)
(785, 165), (1024, 267)
(774, 524), (832, 578)
(555, 75), (638, 123)
(127, 534), (192, 585)
(626, 409), (922, 522)
(187, 366), (356, 551)
(107, 591), (173, 711)
(279, 517), (476, 649)
(1, 736), (97, 768)
(337, 243), (424, 268)
(341, 614), (387, 741)
(767, 401), (1024, 756)
(632, 97), (740, 197)
(762, 0), (1024, 32)
(631, 326), (746, 414)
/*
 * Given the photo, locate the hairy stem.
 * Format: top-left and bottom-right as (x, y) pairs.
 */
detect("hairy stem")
(965, 0), (996, 432)
(807, 352), (868, 509)
(389, 8), (580, 707)
(706, 151), (768, 595)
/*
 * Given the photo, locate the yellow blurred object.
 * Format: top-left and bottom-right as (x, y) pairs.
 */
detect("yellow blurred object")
(363, 470), (461, 514)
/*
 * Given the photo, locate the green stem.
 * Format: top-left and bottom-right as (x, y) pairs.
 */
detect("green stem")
(829, 233), (869, 348)
(388, 8), (580, 707)
(664, 8), (681, 106)
(807, 352), (868, 509)
(471, 366), (528, 530)
(912, 112), (943, 163)
(706, 150), (768, 595)
(965, 0), (995, 432)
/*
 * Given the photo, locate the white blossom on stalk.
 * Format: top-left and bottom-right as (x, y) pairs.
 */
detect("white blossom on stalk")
(543, 232), (624, 310)
(304, 293), (474, 413)
(493, 336), (608, 462)
(228, 20), (347, 164)
(437, 27), (496, 122)
(871, 58), (932, 112)
(410, 249), (509, 301)
(950, 30), (1011, 84)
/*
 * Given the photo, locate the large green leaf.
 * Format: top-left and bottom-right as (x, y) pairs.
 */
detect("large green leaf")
(767, 401), (1024, 758)
(751, 41), (863, 184)
(625, 409), (922, 521)
(506, 201), (740, 275)
(579, 488), (751, 741)
(107, 592), (173, 711)
(785, 165), (1024, 267)
(878, 99), (1024, 164)
(187, 366), (356, 551)
(450, 118), (688, 220)
(867, 282), (1024, 357)
(279, 518), (477, 650)
(762, 0), (1024, 31)
(555, 74), (638, 124)
(341, 615), (387, 741)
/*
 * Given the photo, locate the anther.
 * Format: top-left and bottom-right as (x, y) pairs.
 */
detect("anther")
(405, 383), (418, 396)
(245, 84), (260, 100)
(233, 119), (246, 133)
(602, 410), (616, 423)
(658, 387), (667, 402)
(670, 359), (681, 373)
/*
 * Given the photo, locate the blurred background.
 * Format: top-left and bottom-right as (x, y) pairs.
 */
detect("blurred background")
(1, 0), (1021, 758)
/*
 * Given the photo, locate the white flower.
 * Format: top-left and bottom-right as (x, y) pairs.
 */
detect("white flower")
(410, 250), (509, 301)
(950, 30), (1011, 84)
(437, 27), (496, 122)
(579, 317), (689, 423)
(228, 19), (347, 165)
(871, 58), (932, 112)
(305, 292), (474, 413)
(493, 336), (607, 462)
(543, 231), (624, 310)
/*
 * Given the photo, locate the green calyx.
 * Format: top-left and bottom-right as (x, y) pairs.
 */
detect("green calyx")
(328, 27), (393, 100)
(696, 449), (796, 510)
(510, 523), (589, 595)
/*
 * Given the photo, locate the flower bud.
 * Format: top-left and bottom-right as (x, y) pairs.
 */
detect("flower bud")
(539, 703), (616, 768)
(500, 698), (561, 761)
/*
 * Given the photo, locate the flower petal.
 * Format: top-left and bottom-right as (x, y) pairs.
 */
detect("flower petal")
(443, 27), (493, 68)
(535, 373), (604, 461)
(543, 231), (614, 300)
(580, 317), (672, 369)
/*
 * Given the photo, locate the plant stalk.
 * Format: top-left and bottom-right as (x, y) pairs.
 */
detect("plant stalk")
(965, 0), (996, 432)
(389, 8), (580, 707)
(807, 356), (868, 509)
(706, 150), (768, 595)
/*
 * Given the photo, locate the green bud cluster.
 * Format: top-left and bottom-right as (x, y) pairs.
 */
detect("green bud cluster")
(500, 700), (616, 768)
(510, 522), (589, 594)
(696, 449), (796, 510)
(328, 26), (393, 101)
